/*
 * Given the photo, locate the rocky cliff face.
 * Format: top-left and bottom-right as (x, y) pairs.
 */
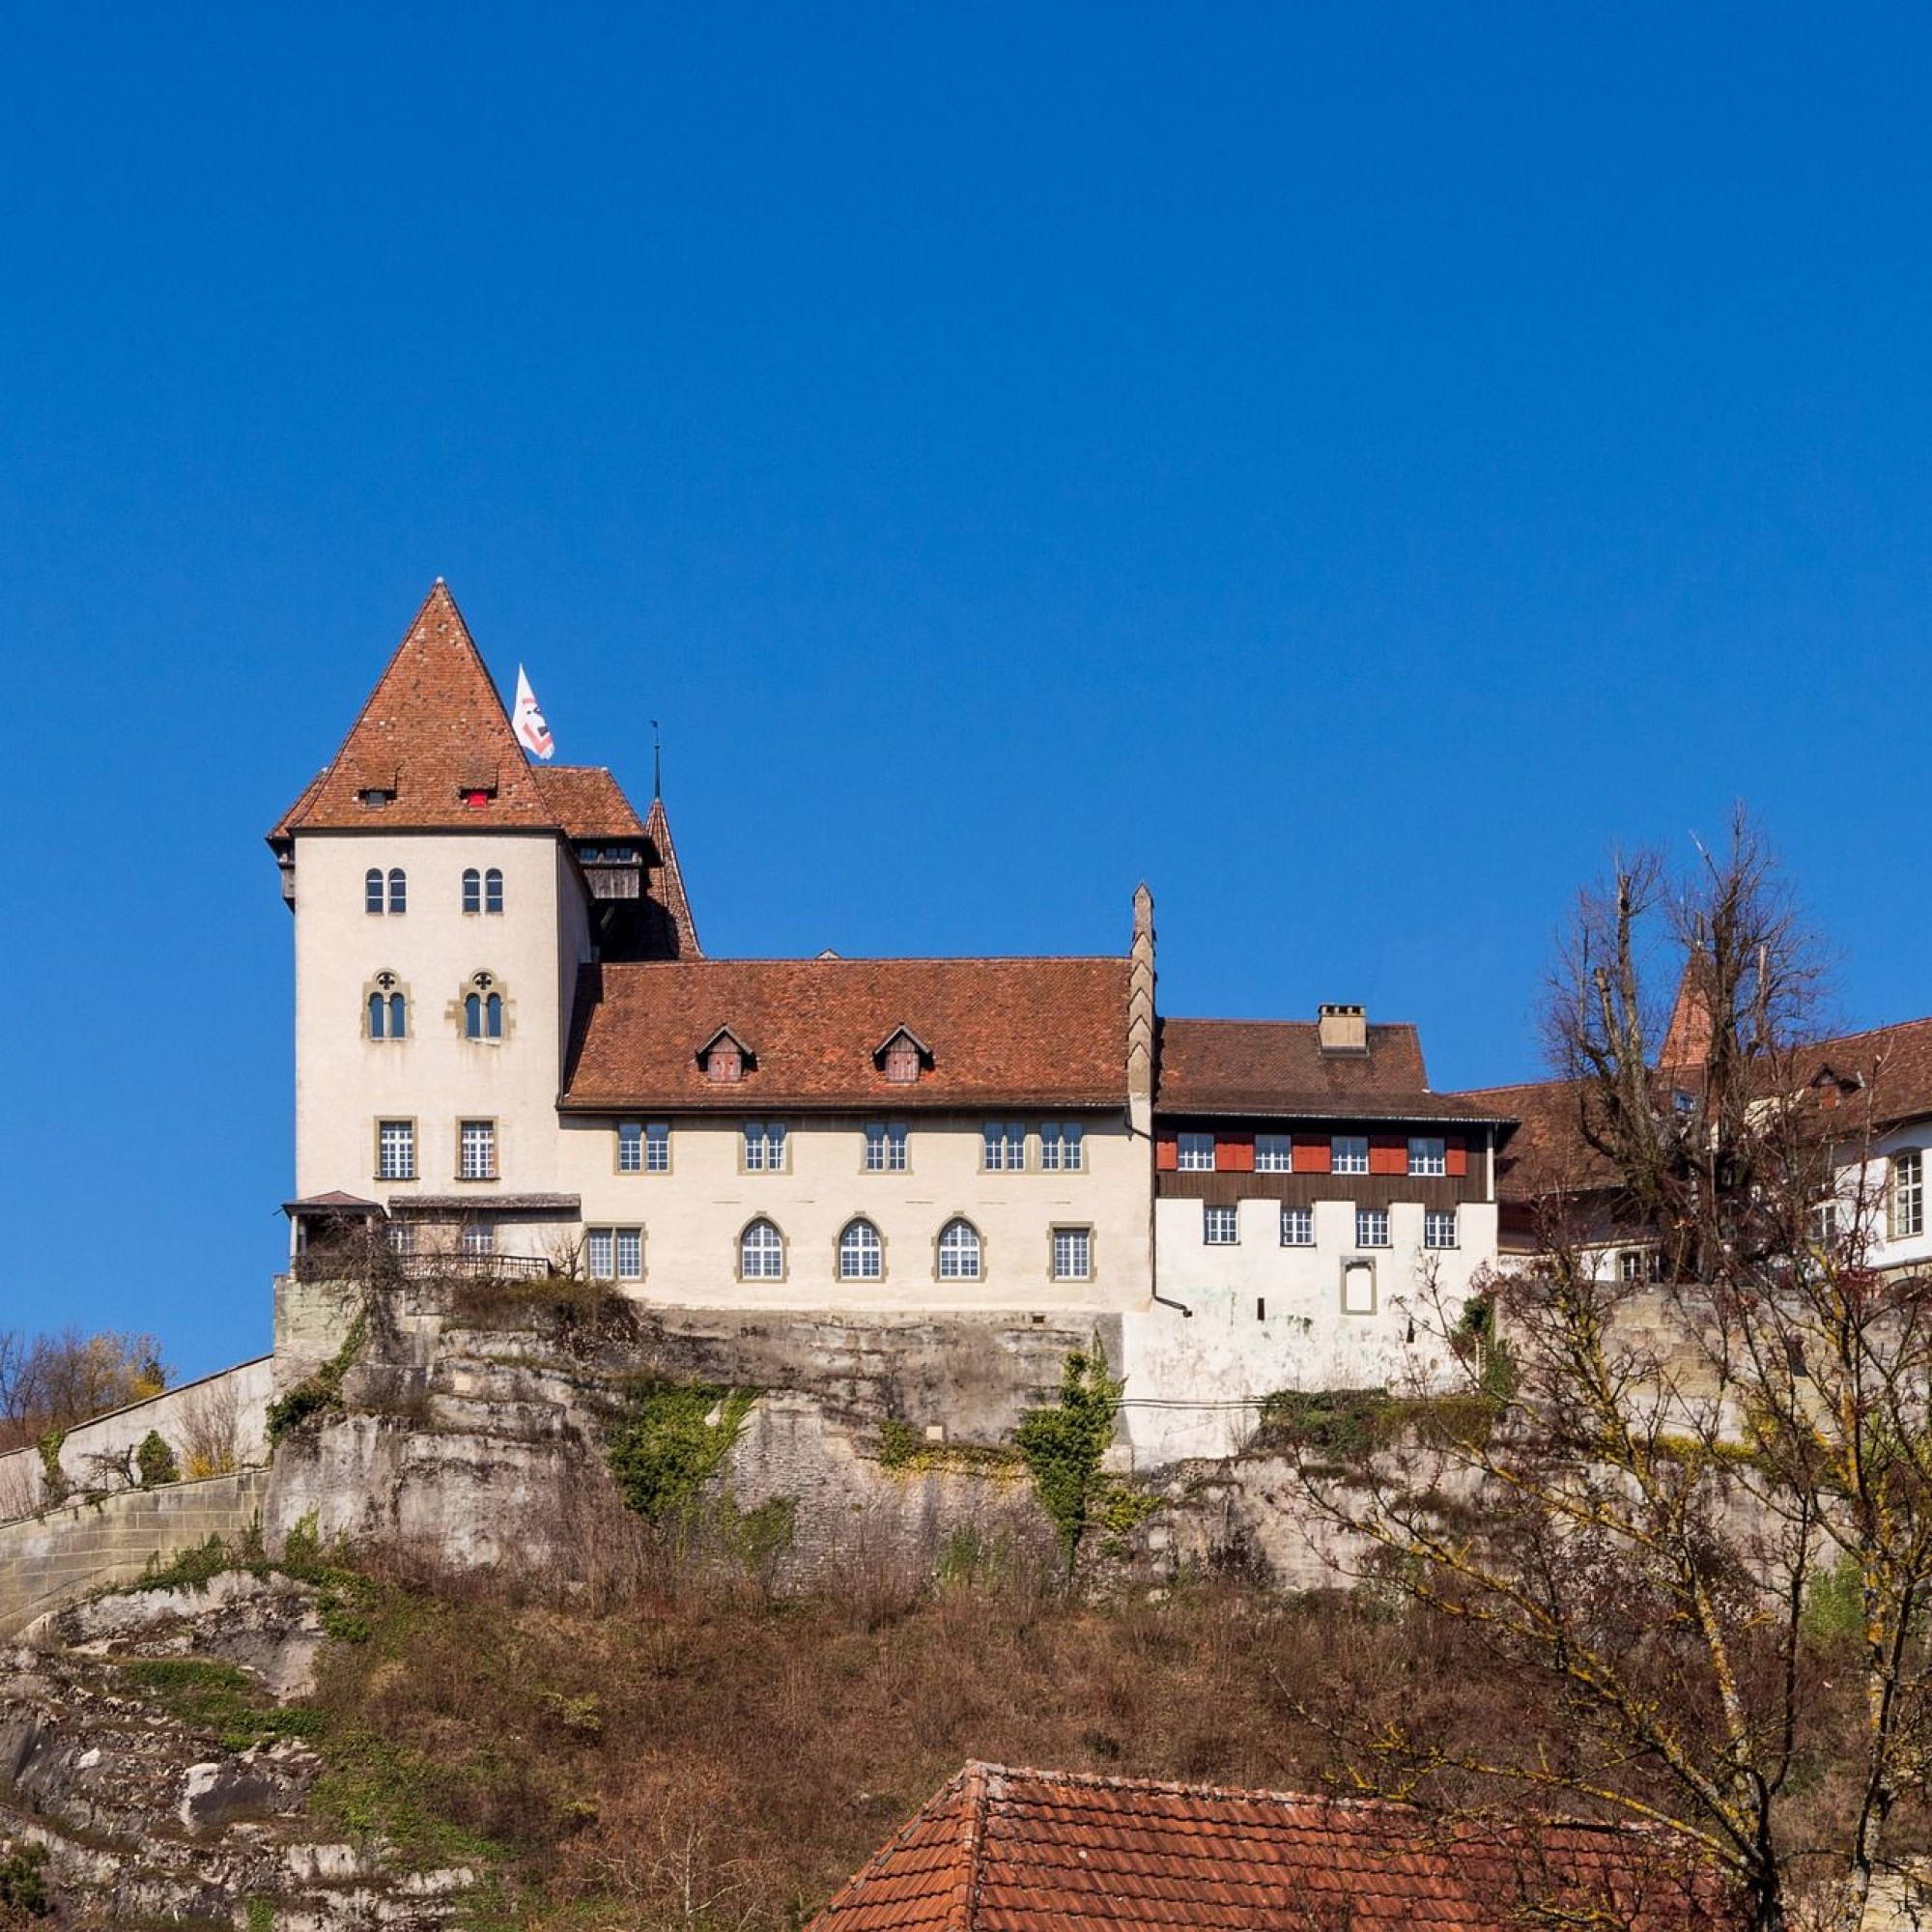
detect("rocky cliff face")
(0, 1574), (470, 1928)
(266, 1279), (1092, 1589)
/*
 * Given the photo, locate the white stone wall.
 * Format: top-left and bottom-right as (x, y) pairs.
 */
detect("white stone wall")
(557, 1111), (1153, 1311)
(1131, 1197), (1500, 1461)
(292, 830), (589, 1225)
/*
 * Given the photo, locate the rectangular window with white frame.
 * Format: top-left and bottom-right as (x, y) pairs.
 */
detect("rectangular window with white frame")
(982, 1122), (1027, 1172)
(1280, 1205), (1314, 1246)
(1332, 1135), (1369, 1175)
(378, 1120), (416, 1181)
(460, 1221), (495, 1257)
(587, 1227), (643, 1282)
(1892, 1151), (1924, 1239)
(1810, 1200), (1840, 1246)
(1040, 1122), (1084, 1172)
(1355, 1207), (1390, 1247)
(1407, 1136), (1446, 1177)
(617, 1122), (643, 1174)
(458, 1120), (496, 1180)
(865, 1122), (909, 1172)
(743, 1122), (788, 1173)
(1423, 1208), (1458, 1250)
(1255, 1133), (1293, 1173)
(1177, 1132), (1215, 1172)
(1051, 1227), (1092, 1281)
(1204, 1204), (1239, 1245)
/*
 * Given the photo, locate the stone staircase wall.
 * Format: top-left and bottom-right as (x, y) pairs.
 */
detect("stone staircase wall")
(0, 1469), (272, 1638)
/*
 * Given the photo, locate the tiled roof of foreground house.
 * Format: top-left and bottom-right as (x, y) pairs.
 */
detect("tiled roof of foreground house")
(562, 957), (1130, 1112)
(1157, 1018), (1514, 1127)
(807, 1764), (1729, 1932)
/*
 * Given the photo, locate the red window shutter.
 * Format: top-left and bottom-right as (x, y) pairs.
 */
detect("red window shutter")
(1446, 1139), (1468, 1178)
(1369, 1136), (1406, 1176)
(1155, 1134), (1179, 1172)
(1293, 1138), (1330, 1174)
(1218, 1136), (1254, 1173)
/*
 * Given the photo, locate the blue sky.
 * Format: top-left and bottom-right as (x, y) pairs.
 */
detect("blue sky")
(4, 8), (1930, 1376)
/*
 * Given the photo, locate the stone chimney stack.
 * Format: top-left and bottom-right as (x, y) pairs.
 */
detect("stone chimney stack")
(1318, 1003), (1368, 1055)
(1128, 884), (1156, 1137)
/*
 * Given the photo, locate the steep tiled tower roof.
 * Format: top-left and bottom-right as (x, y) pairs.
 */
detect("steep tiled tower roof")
(271, 581), (556, 834)
(642, 794), (701, 957)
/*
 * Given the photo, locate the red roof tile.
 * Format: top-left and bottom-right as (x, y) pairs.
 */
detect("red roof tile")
(1465, 1015), (1932, 1205)
(807, 1765), (1730, 1932)
(562, 957), (1128, 1112)
(271, 582), (559, 834)
(531, 764), (647, 839)
(1156, 1020), (1513, 1128)
(641, 794), (701, 958)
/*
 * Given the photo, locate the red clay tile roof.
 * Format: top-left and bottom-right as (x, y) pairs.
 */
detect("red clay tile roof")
(1458, 1077), (1619, 1203)
(271, 582), (559, 835)
(807, 1764), (1728, 1932)
(1465, 1016), (1932, 1204)
(641, 794), (701, 958)
(530, 764), (647, 840)
(1156, 1019), (1514, 1128)
(562, 957), (1128, 1112)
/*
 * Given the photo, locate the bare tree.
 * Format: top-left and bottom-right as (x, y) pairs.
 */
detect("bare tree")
(1293, 813), (1932, 1932)
(0, 1326), (167, 1452)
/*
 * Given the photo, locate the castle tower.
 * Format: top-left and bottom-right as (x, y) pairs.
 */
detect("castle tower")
(268, 582), (691, 1269)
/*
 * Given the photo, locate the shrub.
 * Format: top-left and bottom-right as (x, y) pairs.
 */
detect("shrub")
(136, 1429), (180, 1489)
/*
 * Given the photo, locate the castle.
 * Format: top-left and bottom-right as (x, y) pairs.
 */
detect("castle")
(269, 582), (1519, 1454)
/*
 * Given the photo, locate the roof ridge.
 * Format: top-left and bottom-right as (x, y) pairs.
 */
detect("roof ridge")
(595, 953), (1127, 968)
(1163, 1015), (1421, 1032)
(959, 1761), (1674, 1839)
(956, 1761), (990, 1932)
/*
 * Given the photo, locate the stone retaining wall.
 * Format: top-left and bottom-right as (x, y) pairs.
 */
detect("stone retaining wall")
(0, 1469), (273, 1638)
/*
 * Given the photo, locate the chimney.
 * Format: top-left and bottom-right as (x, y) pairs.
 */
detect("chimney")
(1318, 1003), (1367, 1055)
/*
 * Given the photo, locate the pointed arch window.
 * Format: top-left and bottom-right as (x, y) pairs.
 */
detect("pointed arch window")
(740, 1218), (785, 1281)
(938, 1218), (981, 1281)
(838, 1218), (883, 1281)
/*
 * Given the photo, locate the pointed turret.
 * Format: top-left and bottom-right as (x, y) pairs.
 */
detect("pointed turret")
(1660, 949), (1717, 1075)
(272, 581), (558, 835)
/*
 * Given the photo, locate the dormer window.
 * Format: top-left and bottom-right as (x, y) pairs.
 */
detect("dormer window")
(460, 761), (497, 809)
(464, 789), (491, 809)
(873, 1027), (931, 1085)
(358, 787), (394, 810)
(697, 1028), (752, 1083)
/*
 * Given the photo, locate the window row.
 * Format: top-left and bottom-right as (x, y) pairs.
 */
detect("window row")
(603, 1119), (1084, 1177)
(1203, 1204), (1459, 1249)
(362, 974), (508, 1041)
(1165, 1131), (1465, 1178)
(730, 1215), (1092, 1284)
(375, 1119), (497, 1182)
(363, 867), (504, 915)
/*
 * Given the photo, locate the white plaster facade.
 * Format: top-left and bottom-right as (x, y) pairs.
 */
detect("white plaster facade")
(556, 1111), (1150, 1313)
(291, 832), (589, 1218)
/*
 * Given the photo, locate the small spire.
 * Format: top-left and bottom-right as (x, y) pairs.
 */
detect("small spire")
(652, 720), (662, 800)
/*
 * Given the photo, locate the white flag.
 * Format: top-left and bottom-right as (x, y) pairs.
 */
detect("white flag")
(513, 665), (554, 761)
